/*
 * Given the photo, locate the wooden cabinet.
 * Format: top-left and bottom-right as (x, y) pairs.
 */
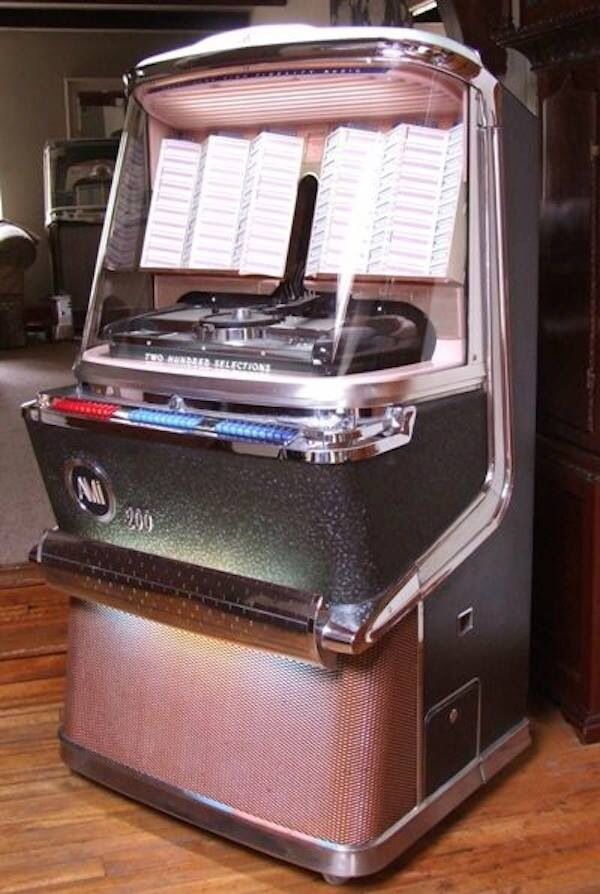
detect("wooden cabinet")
(537, 65), (599, 453)
(533, 437), (600, 741)
(501, 4), (600, 741)
(519, 0), (597, 30)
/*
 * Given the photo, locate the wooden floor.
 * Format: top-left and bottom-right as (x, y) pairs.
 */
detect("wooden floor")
(2, 574), (600, 893)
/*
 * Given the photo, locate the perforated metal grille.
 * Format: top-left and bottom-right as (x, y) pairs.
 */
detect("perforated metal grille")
(42, 532), (320, 661)
(64, 600), (419, 845)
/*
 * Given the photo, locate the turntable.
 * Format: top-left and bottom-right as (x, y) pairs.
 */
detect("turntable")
(107, 292), (434, 375)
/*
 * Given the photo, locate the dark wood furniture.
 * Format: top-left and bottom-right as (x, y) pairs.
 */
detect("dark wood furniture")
(438, 0), (510, 75)
(0, 3), (255, 30)
(500, 3), (600, 742)
(532, 437), (600, 742)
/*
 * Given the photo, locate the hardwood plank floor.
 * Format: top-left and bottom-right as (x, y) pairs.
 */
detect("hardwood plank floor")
(1, 578), (600, 892)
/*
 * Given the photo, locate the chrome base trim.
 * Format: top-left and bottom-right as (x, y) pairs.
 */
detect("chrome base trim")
(60, 719), (530, 880)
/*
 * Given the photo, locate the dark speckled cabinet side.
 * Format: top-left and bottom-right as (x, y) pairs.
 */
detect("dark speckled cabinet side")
(422, 88), (538, 789)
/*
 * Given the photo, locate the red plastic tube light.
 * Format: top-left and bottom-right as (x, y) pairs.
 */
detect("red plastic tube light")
(51, 398), (119, 419)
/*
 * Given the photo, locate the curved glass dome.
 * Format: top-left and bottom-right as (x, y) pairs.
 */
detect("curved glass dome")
(79, 28), (495, 410)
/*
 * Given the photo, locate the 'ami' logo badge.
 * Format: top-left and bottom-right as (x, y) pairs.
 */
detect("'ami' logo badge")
(65, 459), (116, 523)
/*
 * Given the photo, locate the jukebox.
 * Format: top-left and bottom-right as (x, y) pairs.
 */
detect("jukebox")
(44, 138), (119, 333)
(24, 26), (538, 882)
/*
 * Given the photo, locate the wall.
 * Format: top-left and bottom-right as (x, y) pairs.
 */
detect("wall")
(0, 31), (200, 306)
(252, 0), (328, 25)
(0, 1), (330, 307)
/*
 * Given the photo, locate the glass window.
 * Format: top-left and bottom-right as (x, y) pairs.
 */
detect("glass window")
(85, 62), (468, 380)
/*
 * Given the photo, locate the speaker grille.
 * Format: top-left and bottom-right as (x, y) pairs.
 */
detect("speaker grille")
(64, 599), (419, 845)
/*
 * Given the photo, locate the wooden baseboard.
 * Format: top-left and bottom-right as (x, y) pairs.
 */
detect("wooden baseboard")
(559, 703), (600, 745)
(0, 562), (68, 662)
(0, 562), (43, 589)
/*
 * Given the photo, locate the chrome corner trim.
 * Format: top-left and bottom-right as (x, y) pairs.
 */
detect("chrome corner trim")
(34, 528), (50, 566)
(21, 399), (39, 421)
(59, 719), (530, 881)
(284, 404), (417, 464)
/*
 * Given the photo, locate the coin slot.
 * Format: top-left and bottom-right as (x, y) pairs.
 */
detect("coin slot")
(457, 607), (474, 636)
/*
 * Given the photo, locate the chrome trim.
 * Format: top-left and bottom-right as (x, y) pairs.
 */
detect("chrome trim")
(34, 527), (49, 566)
(24, 395), (420, 465)
(63, 456), (117, 524)
(59, 719), (530, 880)
(284, 404), (417, 463)
(466, 87), (484, 370)
(43, 145), (53, 229)
(415, 599), (425, 805)
(21, 398), (39, 421)
(80, 101), (140, 357)
(131, 27), (482, 92)
(77, 347), (484, 413)
(137, 26), (481, 73)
